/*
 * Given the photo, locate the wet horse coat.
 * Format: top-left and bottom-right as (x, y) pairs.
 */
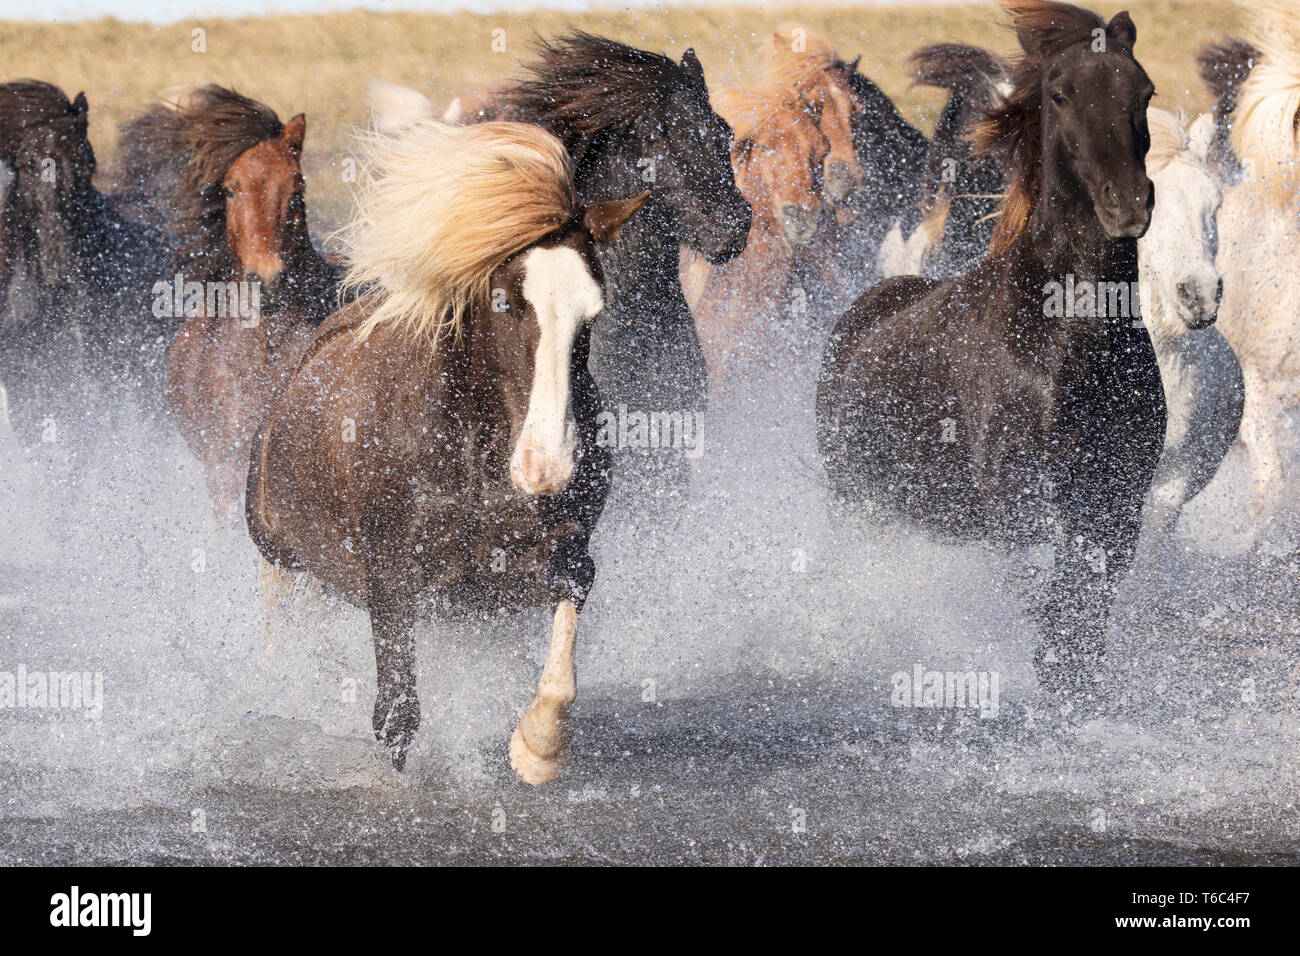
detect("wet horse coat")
(817, 0), (1162, 687)
(246, 118), (647, 783)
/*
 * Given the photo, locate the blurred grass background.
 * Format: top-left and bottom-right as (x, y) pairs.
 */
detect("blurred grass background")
(0, 1), (1241, 230)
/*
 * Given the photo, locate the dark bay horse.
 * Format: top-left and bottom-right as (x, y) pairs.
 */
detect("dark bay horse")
(246, 118), (648, 783)
(817, 0), (1162, 690)
(0, 80), (169, 440)
(116, 86), (339, 517)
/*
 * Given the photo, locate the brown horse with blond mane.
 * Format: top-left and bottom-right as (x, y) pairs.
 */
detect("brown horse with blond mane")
(246, 118), (647, 784)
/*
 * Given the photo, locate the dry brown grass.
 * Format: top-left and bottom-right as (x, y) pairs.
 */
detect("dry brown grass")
(0, 0), (1243, 228)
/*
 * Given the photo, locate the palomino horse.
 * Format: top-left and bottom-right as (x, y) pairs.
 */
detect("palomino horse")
(372, 33), (750, 499)
(1138, 108), (1239, 551)
(818, 0), (1160, 689)
(878, 44), (1011, 280)
(116, 86), (340, 517)
(0, 80), (169, 440)
(1208, 0), (1300, 541)
(246, 118), (648, 784)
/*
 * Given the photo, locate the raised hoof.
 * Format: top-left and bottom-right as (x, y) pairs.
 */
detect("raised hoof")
(374, 694), (420, 772)
(509, 725), (569, 786)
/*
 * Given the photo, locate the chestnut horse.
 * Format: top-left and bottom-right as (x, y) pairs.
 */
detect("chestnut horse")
(817, 0), (1161, 690)
(684, 27), (863, 386)
(683, 97), (830, 384)
(117, 86), (339, 517)
(246, 118), (647, 784)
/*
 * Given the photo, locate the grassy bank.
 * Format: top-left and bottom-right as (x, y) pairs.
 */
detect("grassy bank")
(0, 1), (1242, 226)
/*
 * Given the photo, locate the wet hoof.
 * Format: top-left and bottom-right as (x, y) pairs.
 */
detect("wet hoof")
(509, 725), (569, 786)
(373, 693), (420, 772)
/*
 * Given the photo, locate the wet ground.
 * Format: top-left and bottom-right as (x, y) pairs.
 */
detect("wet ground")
(1, 372), (1298, 865)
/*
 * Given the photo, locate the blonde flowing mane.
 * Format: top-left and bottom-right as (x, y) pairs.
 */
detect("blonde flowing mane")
(1145, 107), (1189, 175)
(1230, 0), (1300, 193)
(711, 23), (843, 142)
(342, 119), (577, 344)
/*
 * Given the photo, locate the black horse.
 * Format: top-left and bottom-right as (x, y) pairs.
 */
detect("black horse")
(0, 80), (170, 441)
(817, 0), (1162, 691)
(484, 33), (751, 497)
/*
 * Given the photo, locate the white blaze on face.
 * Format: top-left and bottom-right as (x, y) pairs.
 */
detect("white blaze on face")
(510, 244), (604, 495)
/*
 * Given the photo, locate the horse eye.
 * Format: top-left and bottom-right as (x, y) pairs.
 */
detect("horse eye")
(1050, 91), (1067, 107)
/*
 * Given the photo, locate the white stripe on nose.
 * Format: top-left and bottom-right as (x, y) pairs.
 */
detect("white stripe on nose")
(510, 245), (603, 496)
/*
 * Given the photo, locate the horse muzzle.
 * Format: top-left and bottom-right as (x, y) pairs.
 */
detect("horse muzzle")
(1176, 276), (1223, 331)
(823, 161), (862, 207)
(781, 202), (823, 248)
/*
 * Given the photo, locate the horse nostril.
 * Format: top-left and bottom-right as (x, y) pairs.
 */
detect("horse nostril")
(1213, 277), (1224, 307)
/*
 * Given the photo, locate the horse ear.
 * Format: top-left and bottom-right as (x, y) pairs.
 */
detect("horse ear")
(583, 190), (651, 243)
(680, 49), (706, 87)
(72, 92), (88, 116)
(1107, 11), (1137, 49)
(1187, 112), (1215, 161)
(282, 113), (306, 154)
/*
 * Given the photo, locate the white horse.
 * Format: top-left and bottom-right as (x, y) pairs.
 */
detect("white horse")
(1137, 108), (1241, 550)
(1211, 0), (1300, 539)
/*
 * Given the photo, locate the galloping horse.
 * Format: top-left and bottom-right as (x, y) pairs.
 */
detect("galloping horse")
(246, 118), (647, 784)
(373, 34), (750, 498)
(682, 26), (867, 386)
(682, 93), (832, 385)
(0, 80), (169, 439)
(1208, 0), (1300, 540)
(818, 0), (1161, 689)
(117, 86), (340, 517)
(1137, 108), (1239, 550)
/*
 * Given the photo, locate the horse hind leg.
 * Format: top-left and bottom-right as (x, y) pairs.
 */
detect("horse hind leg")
(510, 600), (578, 785)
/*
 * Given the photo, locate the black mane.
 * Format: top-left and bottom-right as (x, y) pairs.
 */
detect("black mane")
(496, 31), (708, 168)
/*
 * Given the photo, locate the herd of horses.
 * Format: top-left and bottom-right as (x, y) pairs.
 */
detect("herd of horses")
(0, 0), (1297, 784)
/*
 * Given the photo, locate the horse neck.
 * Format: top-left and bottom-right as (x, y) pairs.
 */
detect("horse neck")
(576, 129), (684, 300)
(1023, 146), (1135, 285)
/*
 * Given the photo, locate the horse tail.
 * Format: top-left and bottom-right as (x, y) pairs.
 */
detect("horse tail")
(368, 81), (436, 133)
(1198, 38), (1260, 116)
(910, 43), (1009, 106)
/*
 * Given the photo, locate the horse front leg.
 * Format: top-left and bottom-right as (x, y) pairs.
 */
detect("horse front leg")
(510, 599), (578, 785)
(1033, 507), (1139, 693)
(369, 596), (421, 772)
(510, 535), (595, 785)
